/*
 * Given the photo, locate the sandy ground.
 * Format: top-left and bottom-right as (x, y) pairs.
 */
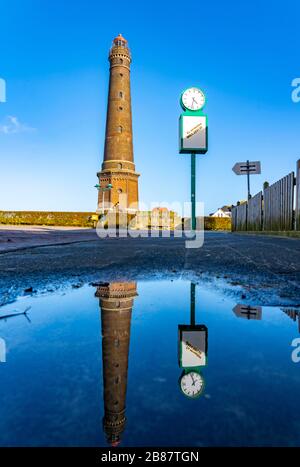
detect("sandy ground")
(0, 225), (300, 307)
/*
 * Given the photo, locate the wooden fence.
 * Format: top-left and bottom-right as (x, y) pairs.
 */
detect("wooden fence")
(247, 191), (263, 231)
(296, 160), (300, 230)
(263, 172), (295, 231)
(232, 160), (299, 232)
(232, 203), (247, 231)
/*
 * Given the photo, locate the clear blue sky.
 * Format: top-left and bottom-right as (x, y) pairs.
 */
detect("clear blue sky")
(0, 0), (299, 214)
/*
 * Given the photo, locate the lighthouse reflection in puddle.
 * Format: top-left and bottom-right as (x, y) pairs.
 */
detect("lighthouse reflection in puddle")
(95, 282), (137, 447)
(95, 280), (208, 447)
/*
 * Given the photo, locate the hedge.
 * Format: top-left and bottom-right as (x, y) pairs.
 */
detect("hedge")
(0, 211), (231, 231)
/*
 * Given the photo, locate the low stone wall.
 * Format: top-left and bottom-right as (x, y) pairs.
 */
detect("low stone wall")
(0, 211), (95, 227)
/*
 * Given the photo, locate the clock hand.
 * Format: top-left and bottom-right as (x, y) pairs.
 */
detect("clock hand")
(192, 97), (198, 109)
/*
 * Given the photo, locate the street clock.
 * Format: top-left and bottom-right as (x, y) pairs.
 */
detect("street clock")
(179, 370), (205, 399)
(180, 87), (206, 112)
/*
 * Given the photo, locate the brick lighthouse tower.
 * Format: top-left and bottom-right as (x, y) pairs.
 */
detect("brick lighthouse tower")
(95, 282), (137, 446)
(97, 34), (139, 214)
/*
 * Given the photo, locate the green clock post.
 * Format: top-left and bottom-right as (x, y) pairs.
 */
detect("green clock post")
(179, 87), (208, 231)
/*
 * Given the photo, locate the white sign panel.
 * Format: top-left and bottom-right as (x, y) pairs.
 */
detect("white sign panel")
(232, 161), (261, 175)
(180, 115), (207, 153)
(180, 328), (207, 368)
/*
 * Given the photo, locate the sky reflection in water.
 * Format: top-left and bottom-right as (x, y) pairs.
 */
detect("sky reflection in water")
(0, 279), (299, 447)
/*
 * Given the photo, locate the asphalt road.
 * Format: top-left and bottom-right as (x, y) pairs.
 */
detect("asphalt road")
(0, 227), (300, 306)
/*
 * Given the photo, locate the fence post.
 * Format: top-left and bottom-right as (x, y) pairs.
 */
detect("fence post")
(296, 159), (300, 230)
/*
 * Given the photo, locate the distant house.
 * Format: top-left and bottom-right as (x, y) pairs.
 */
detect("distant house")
(132, 207), (181, 230)
(209, 205), (232, 218)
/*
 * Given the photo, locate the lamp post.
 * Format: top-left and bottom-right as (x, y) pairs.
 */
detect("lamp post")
(94, 183), (113, 214)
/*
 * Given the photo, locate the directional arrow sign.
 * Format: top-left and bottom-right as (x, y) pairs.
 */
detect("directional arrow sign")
(233, 304), (262, 320)
(232, 161), (261, 176)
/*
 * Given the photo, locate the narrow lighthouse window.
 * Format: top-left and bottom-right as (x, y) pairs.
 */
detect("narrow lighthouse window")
(117, 126), (123, 133)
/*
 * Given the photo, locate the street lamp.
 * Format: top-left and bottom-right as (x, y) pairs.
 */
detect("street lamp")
(94, 183), (113, 214)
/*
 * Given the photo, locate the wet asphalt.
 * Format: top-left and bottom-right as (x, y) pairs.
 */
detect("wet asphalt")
(0, 229), (300, 307)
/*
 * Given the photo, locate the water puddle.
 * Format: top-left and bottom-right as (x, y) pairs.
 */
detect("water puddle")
(0, 279), (299, 447)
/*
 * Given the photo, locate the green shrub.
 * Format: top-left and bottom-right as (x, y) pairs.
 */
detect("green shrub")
(0, 211), (95, 227)
(204, 216), (231, 231)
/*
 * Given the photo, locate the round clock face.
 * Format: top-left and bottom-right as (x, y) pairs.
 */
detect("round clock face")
(180, 371), (204, 398)
(181, 87), (205, 111)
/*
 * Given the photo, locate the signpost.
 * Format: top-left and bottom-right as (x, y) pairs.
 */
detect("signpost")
(232, 160), (261, 200)
(233, 304), (262, 320)
(179, 87), (208, 230)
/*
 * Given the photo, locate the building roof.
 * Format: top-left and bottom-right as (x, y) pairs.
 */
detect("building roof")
(152, 207), (169, 212)
(113, 33), (127, 44)
(220, 205), (232, 212)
